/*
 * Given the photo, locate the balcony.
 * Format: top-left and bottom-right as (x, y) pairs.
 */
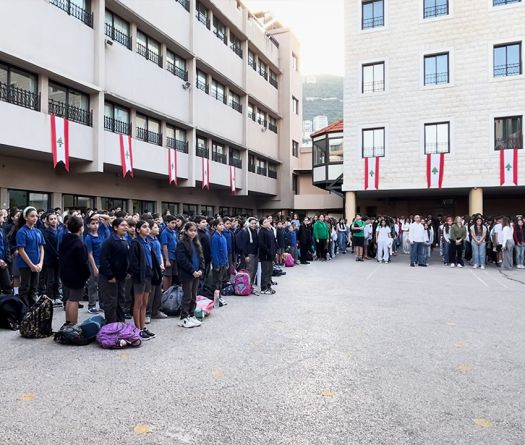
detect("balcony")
(50, 0), (93, 27)
(248, 172), (278, 195)
(247, 118), (279, 159)
(196, 91), (243, 145)
(196, 11), (211, 29)
(230, 101), (242, 114)
(196, 147), (209, 158)
(268, 122), (278, 134)
(167, 137), (189, 153)
(49, 99), (92, 126)
(212, 152), (227, 164)
(167, 62), (188, 81)
(256, 166), (267, 176)
(104, 116), (130, 135)
(269, 77), (279, 89)
(175, 0), (190, 11)
(137, 43), (162, 67)
(0, 82), (40, 111)
(196, 156), (244, 188)
(229, 157), (242, 168)
(268, 168), (277, 179)
(136, 127), (162, 146)
(247, 67), (279, 112)
(230, 44), (243, 59)
(105, 23), (131, 49)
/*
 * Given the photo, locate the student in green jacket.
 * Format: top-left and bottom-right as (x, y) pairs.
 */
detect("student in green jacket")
(313, 214), (330, 261)
(449, 216), (467, 267)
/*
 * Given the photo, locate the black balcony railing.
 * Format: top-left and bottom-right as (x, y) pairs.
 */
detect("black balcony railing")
(137, 43), (162, 66)
(363, 80), (385, 93)
(196, 11), (211, 29)
(493, 0), (521, 5)
(214, 30), (227, 45)
(197, 80), (209, 93)
(104, 116), (130, 135)
(167, 137), (189, 153)
(494, 63), (521, 77)
(0, 82), (40, 111)
(248, 112), (255, 121)
(259, 68), (268, 80)
(269, 77), (279, 89)
(268, 122), (278, 133)
(231, 44), (243, 59)
(215, 92), (227, 104)
(229, 157), (242, 168)
(230, 101), (242, 113)
(268, 169), (277, 179)
(495, 137), (523, 151)
(136, 127), (162, 145)
(362, 16), (384, 29)
(105, 23), (131, 49)
(424, 4), (448, 18)
(212, 152), (227, 164)
(175, 0), (190, 12)
(425, 72), (449, 85)
(196, 147), (209, 158)
(248, 163), (255, 173)
(167, 62), (188, 81)
(256, 166), (267, 176)
(249, 60), (257, 71)
(49, 99), (92, 126)
(257, 118), (268, 128)
(50, 0), (93, 27)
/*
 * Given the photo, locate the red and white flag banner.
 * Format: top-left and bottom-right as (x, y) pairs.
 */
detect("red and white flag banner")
(426, 153), (445, 189)
(50, 115), (70, 172)
(202, 157), (210, 190)
(364, 157), (380, 190)
(230, 165), (237, 194)
(168, 148), (178, 185)
(500, 148), (518, 186)
(119, 134), (134, 178)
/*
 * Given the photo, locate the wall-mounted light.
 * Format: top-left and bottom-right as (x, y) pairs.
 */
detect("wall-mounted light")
(183, 81), (191, 90)
(105, 39), (113, 46)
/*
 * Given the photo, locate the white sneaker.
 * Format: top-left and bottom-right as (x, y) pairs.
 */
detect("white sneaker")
(481, 265), (485, 270)
(190, 316), (202, 327)
(473, 264), (478, 269)
(178, 317), (195, 328)
(457, 264), (463, 268)
(450, 264), (455, 268)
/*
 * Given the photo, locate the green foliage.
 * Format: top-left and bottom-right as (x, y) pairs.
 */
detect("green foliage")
(303, 75), (343, 123)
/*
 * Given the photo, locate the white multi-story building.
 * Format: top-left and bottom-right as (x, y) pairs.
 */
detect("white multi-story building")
(343, 0), (525, 219)
(312, 115), (328, 132)
(0, 0), (302, 217)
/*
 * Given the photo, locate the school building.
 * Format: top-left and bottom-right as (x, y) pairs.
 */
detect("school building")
(0, 0), (303, 217)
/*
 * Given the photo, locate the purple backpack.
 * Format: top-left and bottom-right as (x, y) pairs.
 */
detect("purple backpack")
(96, 322), (142, 349)
(233, 270), (252, 296)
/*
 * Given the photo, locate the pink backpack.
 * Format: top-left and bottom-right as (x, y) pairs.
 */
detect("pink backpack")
(233, 270), (252, 296)
(96, 322), (142, 349)
(284, 253), (295, 267)
(196, 295), (215, 316)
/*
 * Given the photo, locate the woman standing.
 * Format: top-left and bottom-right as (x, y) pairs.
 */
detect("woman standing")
(375, 219), (391, 263)
(513, 218), (525, 269)
(313, 215), (329, 261)
(470, 216), (487, 269)
(176, 222), (204, 328)
(337, 218), (348, 254)
(449, 216), (467, 268)
(501, 217), (515, 271)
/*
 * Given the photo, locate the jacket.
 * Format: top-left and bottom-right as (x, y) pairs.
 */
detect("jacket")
(128, 237), (151, 285)
(450, 223), (467, 242)
(59, 233), (90, 290)
(42, 227), (59, 267)
(258, 227), (277, 262)
(210, 231), (228, 268)
(298, 224), (313, 247)
(0, 227), (10, 263)
(237, 227), (259, 256)
(99, 234), (130, 281)
(276, 228), (286, 249)
(313, 221), (330, 240)
(176, 238), (205, 282)
(198, 229), (211, 265)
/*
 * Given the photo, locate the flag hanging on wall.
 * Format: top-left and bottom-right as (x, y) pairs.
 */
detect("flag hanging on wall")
(364, 157), (380, 190)
(119, 134), (133, 178)
(230, 165), (236, 194)
(50, 115), (70, 172)
(499, 148), (518, 186)
(168, 148), (177, 185)
(202, 157), (210, 190)
(426, 153), (445, 189)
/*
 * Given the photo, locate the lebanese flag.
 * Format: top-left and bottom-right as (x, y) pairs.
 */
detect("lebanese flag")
(50, 115), (70, 172)
(168, 148), (177, 185)
(499, 148), (518, 186)
(426, 153), (445, 188)
(364, 157), (380, 190)
(230, 165), (237, 194)
(202, 157), (210, 190)
(119, 134), (133, 178)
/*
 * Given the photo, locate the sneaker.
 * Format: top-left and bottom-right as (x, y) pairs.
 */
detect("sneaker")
(457, 264), (463, 268)
(271, 280), (278, 285)
(450, 264), (456, 268)
(481, 265), (485, 270)
(78, 303), (84, 309)
(418, 264), (427, 267)
(52, 299), (63, 308)
(143, 328), (156, 338)
(145, 316), (151, 325)
(124, 313), (132, 320)
(190, 316), (202, 327)
(140, 330), (152, 341)
(152, 311), (168, 319)
(251, 289), (260, 296)
(473, 264), (478, 269)
(218, 297), (228, 307)
(178, 317), (195, 328)
(410, 263), (415, 267)
(87, 307), (100, 314)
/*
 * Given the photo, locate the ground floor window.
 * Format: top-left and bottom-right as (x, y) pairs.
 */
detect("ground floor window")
(8, 189), (49, 210)
(162, 202), (179, 216)
(133, 200), (155, 214)
(101, 197), (126, 212)
(63, 194), (94, 213)
(219, 206), (230, 216)
(183, 204), (198, 217)
(201, 205), (215, 217)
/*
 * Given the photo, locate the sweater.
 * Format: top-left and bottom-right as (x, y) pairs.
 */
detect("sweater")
(176, 239), (205, 282)
(59, 233), (90, 290)
(258, 227), (277, 261)
(99, 234), (130, 281)
(450, 224), (467, 242)
(312, 221), (329, 240)
(210, 231), (228, 268)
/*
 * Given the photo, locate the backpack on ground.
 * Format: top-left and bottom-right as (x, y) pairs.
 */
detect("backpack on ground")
(96, 322), (142, 349)
(0, 294), (27, 330)
(283, 253), (295, 268)
(54, 315), (105, 346)
(160, 285), (183, 316)
(221, 283), (235, 296)
(272, 265), (286, 277)
(195, 295), (214, 320)
(233, 269), (252, 296)
(19, 295), (53, 339)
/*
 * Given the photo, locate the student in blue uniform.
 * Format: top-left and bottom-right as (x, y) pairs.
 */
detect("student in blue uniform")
(85, 215), (103, 314)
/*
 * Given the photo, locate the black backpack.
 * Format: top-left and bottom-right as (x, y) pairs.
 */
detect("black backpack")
(0, 295), (27, 330)
(19, 295), (53, 338)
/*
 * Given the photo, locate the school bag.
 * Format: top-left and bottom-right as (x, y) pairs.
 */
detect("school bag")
(96, 322), (142, 349)
(19, 295), (53, 339)
(221, 283), (235, 296)
(233, 270), (252, 296)
(283, 253), (295, 268)
(160, 285), (183, 316)
(195, 295), (214, 320)
(53, 315), (105, 346)
(0, 294), (27, 330)
(272, 265), (286, 277)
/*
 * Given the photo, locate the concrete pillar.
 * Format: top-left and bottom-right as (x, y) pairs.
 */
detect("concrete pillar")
(95, 196), (102, 211)
(51, 192), (62, 209)
(39, 74), (49, 114)
(155, 199), (162, 215)
(127, 199), (134, 214)
(345, 191), (356, 222)
(469, 188), (483, 215)
(0, 188), (8, 209)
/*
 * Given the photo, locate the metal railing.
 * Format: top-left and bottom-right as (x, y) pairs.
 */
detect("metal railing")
(363, 80), (385, 93)
(424, 72), (449, 85)
(175, 0), (190, 11)
(214, 30), (227, 45)
(214, 92), (227, 104)
(167, 137), (189, 153)
(425, 142), (449, 154)
(493, 0), (521, 5)
(49, 99), (92, 126)
(105, 23), (131, 49)
(0, 81), (40, 111)
(495, 138), (523, 151)
(248, 163), (256, 173)
(196, 147), (209, 158)
(363, 146), (385, 158)
(212, 152), (227, 164)
(248, 112), (256, 121)
(269, 77), (279, 89)
(259, 68), (268, 80)
(50, 0), (93, 27)
(197, 80), (209, 93)
(494, 63), (521, 77)
(136, 127), (162, 145)
(196, 11), (211, 29)
(268, 169), (277, 179)
(230, 101), (242, 113)
(137, 42), (162, 66)
(249, 59), (257, 71)
(424, 4), (448, 18)
(104, 116), (130, 135)
(257, 118), (267, 128)
(167, 62), (188, 81)
(362, 16), (384, 29)
(231, 44), (243, 59)
(256, 166), (267, 176)
(268, 122), (278, 133)
(229, 157), (242, 168)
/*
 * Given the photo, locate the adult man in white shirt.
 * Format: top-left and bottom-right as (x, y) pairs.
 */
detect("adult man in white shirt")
(409, 215), (428, 267)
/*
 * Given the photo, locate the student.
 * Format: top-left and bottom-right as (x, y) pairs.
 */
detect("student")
(351, 214), (366, 261)
(0, 211), (12, 294)
(298, 217), (313, 264)
(176, 222), (204, 328)
(59, 216), (90, 326)
(210, 219), (229, 306)
(513, 218), (525, 269)
(470, 216), (487, 269)
(337, 218), (348, 254)
(275, 220), (286, 265)
(129, 220), (156, 340)
(161, 215), (178, 291)
(99, 218), (130, 324)
(501, 217), (514, 271)
(147, 221), (166, 322)
(449, 216), (467, 268)
(312, 215), (329, 261)
(196, 217), (211, 285)
(491, 217), (503, 266)
(222, 217), (234, 274)
(237, 217), (259, 290)
(285, 223), (299, 264)
(84, 215), (103, 314)
(376, 219), (392, 263)
(258, 218), (276, 295)
(40, 212), (61, 306)
(16, 207), (46, 307)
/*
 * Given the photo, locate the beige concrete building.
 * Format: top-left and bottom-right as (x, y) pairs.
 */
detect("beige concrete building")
(0, 0), (302, 216)
(344, 0), (525, 220)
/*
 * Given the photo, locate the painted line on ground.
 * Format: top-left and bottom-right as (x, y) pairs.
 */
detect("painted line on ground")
(482, 270), (509, 289)
(468, 269), (489, 288)
(366, 264), (381, 281)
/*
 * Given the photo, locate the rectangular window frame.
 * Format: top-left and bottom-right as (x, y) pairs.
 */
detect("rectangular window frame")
(361, 127), (386, 158)
(424, 52), (450, 85)
(361, 0), (385, 30)
(424, 122), (451, 154)
(493, 42), (522, 77)
(362, 61), (385, 93)
(494, 115), (523, 150)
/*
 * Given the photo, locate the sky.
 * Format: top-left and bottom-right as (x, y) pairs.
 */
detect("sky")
(243, 0), (344, 76)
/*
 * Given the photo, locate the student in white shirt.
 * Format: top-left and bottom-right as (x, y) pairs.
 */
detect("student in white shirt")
(501, 217), (515, 270)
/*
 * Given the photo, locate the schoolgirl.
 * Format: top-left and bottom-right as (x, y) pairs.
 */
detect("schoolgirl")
(85, 215), (103, 313)
(147, 221), (166, 322)
(470, 216), (487, 269)
(0, 211), (12, 294)
(501, 217), (514, 271)
(210, 219), (228, 305)
(375, 219), (392, 263)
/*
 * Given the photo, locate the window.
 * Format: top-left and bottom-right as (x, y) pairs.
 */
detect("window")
(8, 189), (50, 210)
(63, 194), (94, 212)
(211, 80), (226, 103)
(292, 96), (299, 114)
(101, 197), (126, 212)
(268, 116), (278, 133)
(269, 70), (279, 89)
(229, 148), (242, 168)
(219, 206), (231, 216)
(292, 53), (298, 71)
(230, 34), (243, 58)
(424, 122), (450, 154)
(212, 141), (227, 164)
(256, 158), (267, 176)
(493, 0), (521, 5)
(196, 1), (210, 29)
(257, 109), (267, 127)
(167, 50), (188, 81)
(137, 31), (161, 66)
(48, 82), (91, 126)
(175, 0), (190, 11)
(213, 17), (227, 44)
(248, 154), (256, 172)
(104, 102), (130, 135)
(494, 43), (522, 77)
(133, 200), (155, 214)
(258, 60), (268, 80)
(196, 70), (209, 93)
(248, 103), (256, 121)
(424, 0), (448, 18)
(494, 116), (523, 150)
(362, 0), (384, 29)
(50, 0), (92, 27)
(313, 138), (327, 166)
(362, 128), (385, 157)
(105, 10), (131, 49)
(166, 126), (188, 152)
(292, 175), (299, 195)
(292, 140), (299, 157)
(248, 50), (257, 71)
(362, 62), (384, 93)
(0, 62), (39, 110)
(268, 163), (277, 179)
(229, 91), (242, 113)
(424, 53), (449, 85)
(183, 204), (198, 217)
(162, 202), (179, 215)
(201, 205), (215, 217)
(136, 113), (161, 145)
(196, 136), (209, 158)
(329, 137), (344, 162)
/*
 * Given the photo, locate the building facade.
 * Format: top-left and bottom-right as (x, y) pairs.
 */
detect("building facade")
(0, 0), (302, 216)
(344, 0), (525, 219)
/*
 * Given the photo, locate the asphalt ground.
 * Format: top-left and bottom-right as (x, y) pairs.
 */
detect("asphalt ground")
(1, 252), (524, 445)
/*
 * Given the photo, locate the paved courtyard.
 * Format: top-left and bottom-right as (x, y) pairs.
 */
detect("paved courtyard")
(1, 254), (524, 445)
